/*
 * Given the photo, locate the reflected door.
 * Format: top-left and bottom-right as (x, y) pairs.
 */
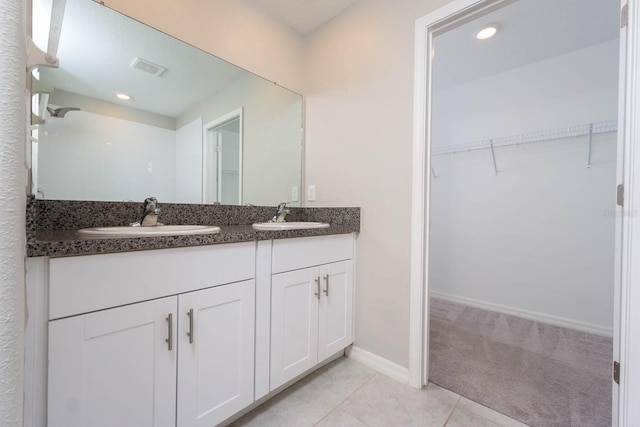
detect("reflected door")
(203, 109), (243, 205)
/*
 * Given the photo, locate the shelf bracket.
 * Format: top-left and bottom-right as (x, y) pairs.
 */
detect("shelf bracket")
(489, 139), (498, 175)
(586, 123), (593, 168)
(26, 36), (59, 71)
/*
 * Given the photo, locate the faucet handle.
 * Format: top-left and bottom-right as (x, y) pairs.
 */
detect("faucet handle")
(270, 202), (290, 223)
(269, 202), (285, 222)
(143, 196), (158, 209)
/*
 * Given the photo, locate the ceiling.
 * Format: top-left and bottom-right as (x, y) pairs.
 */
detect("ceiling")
(32, 0), (621, 118)
(248, 0), (360, 35)
(433, 0), (620, 89)
(35, 0), (247, 118)
(33, 0), (354, 119)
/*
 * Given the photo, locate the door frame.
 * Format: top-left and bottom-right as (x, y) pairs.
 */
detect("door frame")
(617, 2), (640, 425)
(202, 108), (243, 204)
(409, 1), (639, 426)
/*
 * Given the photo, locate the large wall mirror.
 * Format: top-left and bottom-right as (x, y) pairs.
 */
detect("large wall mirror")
(31, 0), (303, 206)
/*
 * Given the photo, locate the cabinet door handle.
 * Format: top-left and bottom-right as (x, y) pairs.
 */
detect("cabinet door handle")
(323, 274), (330, 296)
(187, 308), (194, 344)
(314, 276), (321, 300)
(165, 313), (173, 351)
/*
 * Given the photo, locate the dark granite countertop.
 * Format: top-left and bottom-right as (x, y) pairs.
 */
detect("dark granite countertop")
(27, 198), (360, 258)
(30, 224), (359, 257)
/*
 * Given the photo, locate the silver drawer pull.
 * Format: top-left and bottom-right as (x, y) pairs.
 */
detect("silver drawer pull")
(187, 309), (194, 344)
(314, 277), (321, 300)
(323, 274), (330, 296)
(165, 313), (173, 351)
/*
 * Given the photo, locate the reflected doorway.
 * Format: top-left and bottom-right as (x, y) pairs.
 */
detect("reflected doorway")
(203, 108), (243, 205)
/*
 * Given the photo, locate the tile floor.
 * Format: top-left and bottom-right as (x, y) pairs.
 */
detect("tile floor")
(231, 356), (528, 427)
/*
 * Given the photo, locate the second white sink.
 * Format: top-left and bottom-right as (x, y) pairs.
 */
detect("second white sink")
(78, 225), (221, 237)
(252, 222), (330, 231)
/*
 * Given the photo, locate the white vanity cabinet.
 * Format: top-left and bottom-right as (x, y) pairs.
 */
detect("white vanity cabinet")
(176, 281), (255, 427)
(269, 234), (354, 390)
(25, 233), (357, 427)
(45, 243), (255, 427)
(48, 296), (178, 427)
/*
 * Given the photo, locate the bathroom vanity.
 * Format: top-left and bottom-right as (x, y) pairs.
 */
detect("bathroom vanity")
(46, 243), (256, 427)
(24, 201), (359, 427)
(269, 235), (353, 391)
(25, 0), (359, 422)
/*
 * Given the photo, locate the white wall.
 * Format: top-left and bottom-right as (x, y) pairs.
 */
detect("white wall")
(430, 136), (617, 332)
(305, 0), (452, 368)
(175, 117), (203, 204)
(432, 40), (620, 149)
(104, 0), (306, 94)
(38, 110), (176, 202)
(429, 40), (619, 334)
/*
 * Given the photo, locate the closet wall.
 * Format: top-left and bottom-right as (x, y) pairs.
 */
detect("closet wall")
(429, 39), (619, 334)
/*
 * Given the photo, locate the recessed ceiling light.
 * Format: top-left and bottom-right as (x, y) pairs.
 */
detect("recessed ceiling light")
(476, 24), (500, 40)
(116, 93), (131, 100)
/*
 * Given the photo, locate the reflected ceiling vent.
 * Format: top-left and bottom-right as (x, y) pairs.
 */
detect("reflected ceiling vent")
(130, 57), (167, 77)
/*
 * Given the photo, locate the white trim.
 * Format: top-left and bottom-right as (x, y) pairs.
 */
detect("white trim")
(202, 107), (244, 204)
(431, 292), (613, 337)
(612, 2), (628, 425)
(351, 233), (357, 355)
(24, 257), (49, 427)
(346, 346), (409, 384)
(254, 240), (272, 400)
(410, 0), (509, 390)
(620, 1), (640, 425)
(409, 7), (429, 390)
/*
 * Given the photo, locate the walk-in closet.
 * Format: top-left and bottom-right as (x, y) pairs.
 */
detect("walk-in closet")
(427, 0), (620, 425)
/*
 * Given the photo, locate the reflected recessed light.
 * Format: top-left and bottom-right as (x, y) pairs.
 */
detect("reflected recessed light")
(477, 24), (500, 40)
(116, 93), (131, 100)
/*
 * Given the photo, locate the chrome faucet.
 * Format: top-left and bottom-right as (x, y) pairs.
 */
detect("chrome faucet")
(133, 196), (161, 227)
(270, 202), (290, 223)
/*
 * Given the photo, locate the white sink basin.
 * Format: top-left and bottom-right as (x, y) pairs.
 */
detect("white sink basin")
(252, 222), (330, 231)
(78, 225), (221, 237)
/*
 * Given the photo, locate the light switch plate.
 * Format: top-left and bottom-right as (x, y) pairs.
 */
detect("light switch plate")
(307, 185), (316, 202)
(291, 186), (299, 202)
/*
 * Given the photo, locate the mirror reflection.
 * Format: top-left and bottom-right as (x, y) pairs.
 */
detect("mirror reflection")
(31, 0), (303, 206)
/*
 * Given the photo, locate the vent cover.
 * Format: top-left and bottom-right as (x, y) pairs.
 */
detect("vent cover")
(130, 57), (167, 76)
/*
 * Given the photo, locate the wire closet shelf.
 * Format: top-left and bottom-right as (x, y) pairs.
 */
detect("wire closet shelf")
(431, 119), (618, 157)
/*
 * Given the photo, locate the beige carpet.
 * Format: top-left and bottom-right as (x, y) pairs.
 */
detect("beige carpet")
(429, 297), (612, 427)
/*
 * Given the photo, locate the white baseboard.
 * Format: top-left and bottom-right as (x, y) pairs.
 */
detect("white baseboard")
(430, 291), (613, 337)
(346, 345), (409, 384)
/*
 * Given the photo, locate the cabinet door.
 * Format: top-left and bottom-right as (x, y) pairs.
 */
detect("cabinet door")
(177, 280), (255, 427)
(270, 267), (319, 390)
(318, 260), (354, 363)
(48, 297), (177, 427)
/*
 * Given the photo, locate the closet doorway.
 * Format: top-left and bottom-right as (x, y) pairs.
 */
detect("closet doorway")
(409, 0), (626, 425)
